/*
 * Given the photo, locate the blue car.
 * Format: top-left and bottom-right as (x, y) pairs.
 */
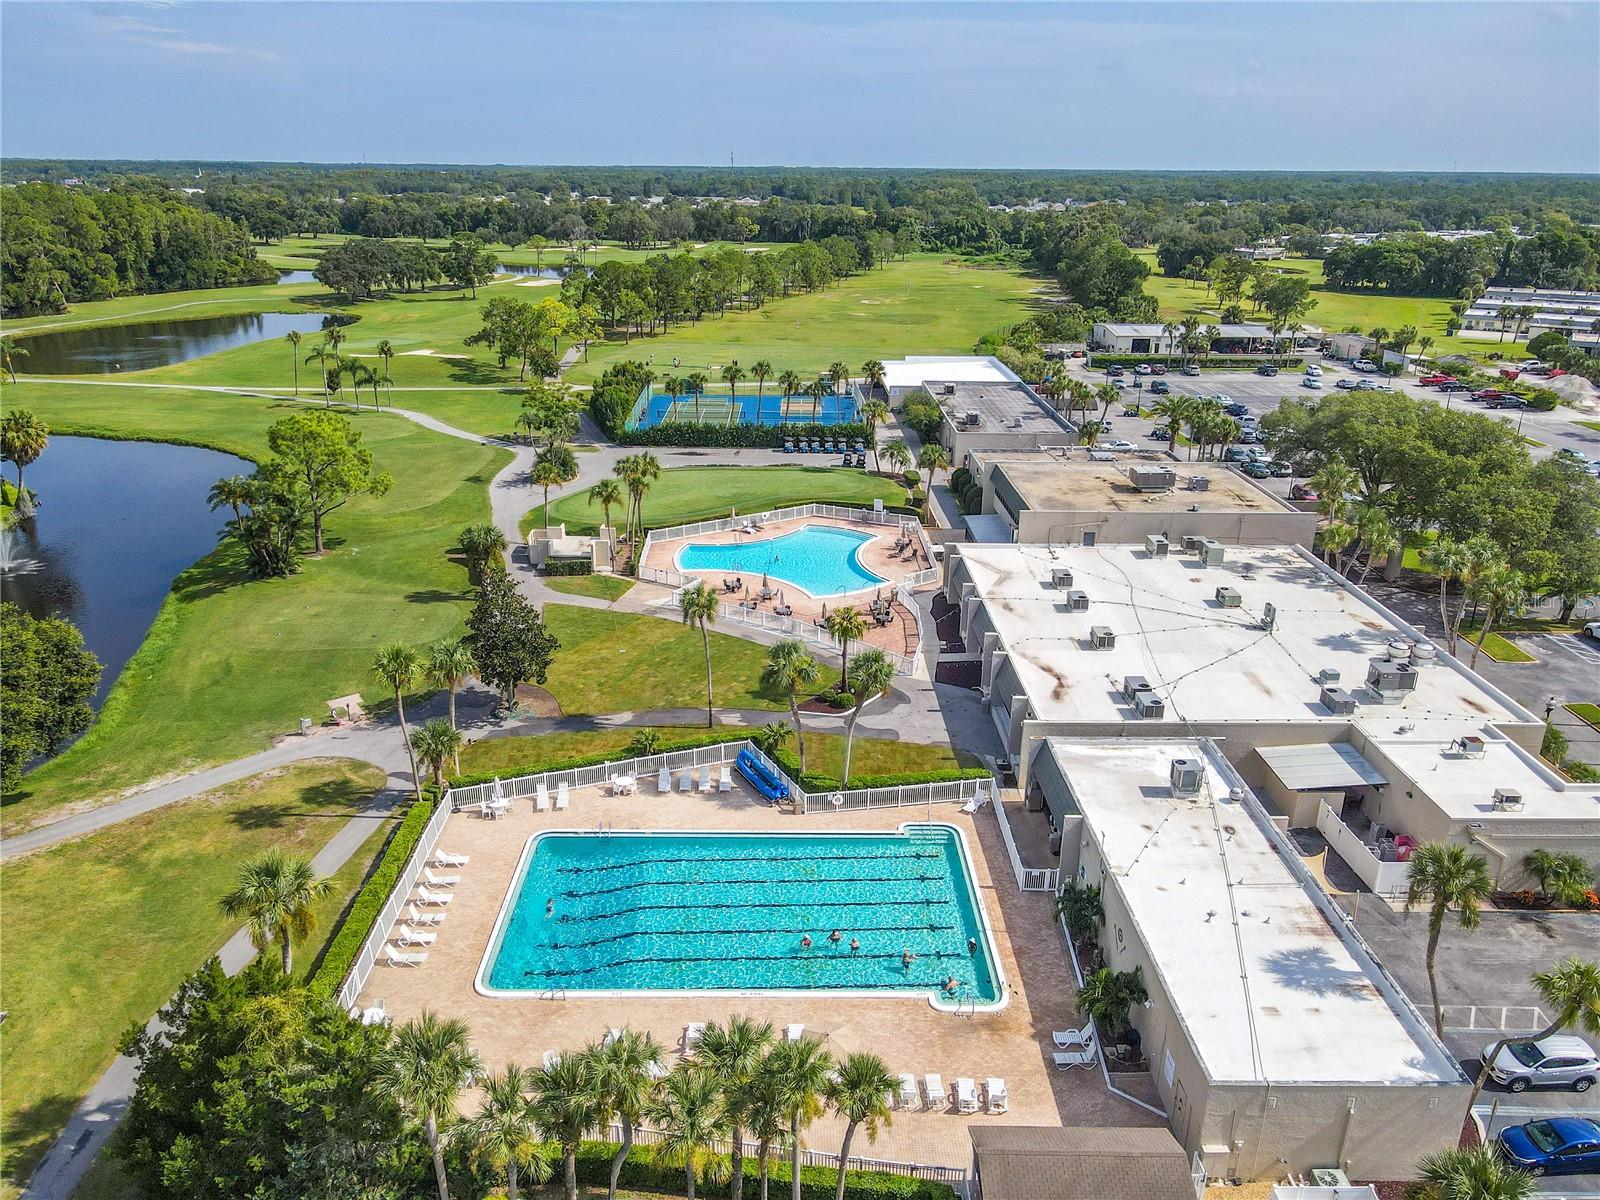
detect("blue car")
(1498, 1117), (1600, 1176)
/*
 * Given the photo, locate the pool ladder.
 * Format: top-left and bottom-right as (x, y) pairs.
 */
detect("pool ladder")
(595, 820), (613, 837)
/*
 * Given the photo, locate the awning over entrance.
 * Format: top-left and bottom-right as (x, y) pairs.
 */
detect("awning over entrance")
(1256, 741), (1388, 791)
(962, 513), (1014, 544)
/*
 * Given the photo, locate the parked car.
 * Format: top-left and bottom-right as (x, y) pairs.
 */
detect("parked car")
(1336, 378), (1359, 390)
(1099, 439), (1138, 452)
(1487, 396), (1528, 409)
(1268, 461), (1294, 477)
(1236, 429), (1262, 444)
(1106, 365), (1125, 377)
(1223, 401), (1250, 417)
(1301, 377), (1323, 389)
(1290, 483), (1319, 500)
(1482, 1035), (1600, 1094)
(1112, 378), (1130, 389)
(1437, 381), (1470, 393)
(1180, 364), (1201, 376)
(1242, 460), (1273, 478)
(1584, 621), (1600, 640)
(1497, 1117), (1600, 1176)
(1304, 364), (1323, 376)
(1472, 389), (1507, 402)
(1352, 359), (1378, 372)
(1356, 379), (1393, 392)
(1222, 446), (1253, 462)
(1150, 364), (1167, 375)
(1134, 363), (1153, 375)
(1149, 380), (1170, 395)
(1255, 364), (1279, 376)
(1150, 425), (1172, 439)
(1419, 374), (1456, 386)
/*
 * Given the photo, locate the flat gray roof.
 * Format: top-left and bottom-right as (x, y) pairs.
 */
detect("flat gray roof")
(1257, 742), (1389, 790)
(970, 1126), (1193, 1200)
(991, 459), (1294, 514)
(933, 380), (1075, 435)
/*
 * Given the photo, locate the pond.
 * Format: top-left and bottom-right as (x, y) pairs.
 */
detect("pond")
(14, 311), (341, 374)
(277, 269), (317, 285)
(2, 435), (252, 707)
(495, 261), (564, 279)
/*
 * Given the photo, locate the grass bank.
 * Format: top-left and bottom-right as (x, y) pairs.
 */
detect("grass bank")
(545, 574), (636, 601)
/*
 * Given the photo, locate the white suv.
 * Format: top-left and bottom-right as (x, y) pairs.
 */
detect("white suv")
(1481, 1035), (1600, 1093)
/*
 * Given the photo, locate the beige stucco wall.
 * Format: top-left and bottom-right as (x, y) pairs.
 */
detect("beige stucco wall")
(1014, 507), (1319, 549)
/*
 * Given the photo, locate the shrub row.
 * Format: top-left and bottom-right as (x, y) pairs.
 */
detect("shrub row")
(616, 420), (872, 449)
(308, 799), (435, 996)
(1087, 353), (1304, 370)
(769, 745), (991, 795)
(541, 558), (593, 576)
(564, 1139), (957, 1200)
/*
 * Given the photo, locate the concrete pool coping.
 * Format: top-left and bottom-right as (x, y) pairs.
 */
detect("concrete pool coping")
(671, 522), (889, 602)
(473, 822), (1011, 1013)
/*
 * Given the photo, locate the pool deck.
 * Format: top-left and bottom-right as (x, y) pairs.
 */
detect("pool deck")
(640, 514), (927, 659)
(357, 777), (1164, 1170)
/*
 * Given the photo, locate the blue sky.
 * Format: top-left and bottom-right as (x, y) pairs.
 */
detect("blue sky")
(3, 2), (1596, 172)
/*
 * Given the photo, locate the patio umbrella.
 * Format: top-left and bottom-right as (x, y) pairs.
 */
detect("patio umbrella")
(762, 570), (770, 592)
(822, 1022), (866, 1056)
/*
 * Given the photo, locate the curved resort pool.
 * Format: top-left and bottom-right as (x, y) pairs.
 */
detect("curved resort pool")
(478, 825), (1003, 1008)
(675, 524), (885, 598)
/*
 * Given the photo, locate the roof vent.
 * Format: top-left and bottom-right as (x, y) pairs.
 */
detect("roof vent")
(1260, 602), (1277, 631)
(1317, 667), (1341, 685)
(943, 383), (958, 396)
(1412, 642), (1438, 667)
(1493, 788), (1524, 811)
(1170, 757), (1204, 796)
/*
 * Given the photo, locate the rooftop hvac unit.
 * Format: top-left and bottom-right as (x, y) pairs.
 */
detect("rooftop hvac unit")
(1121, 675), (1151, 703)
(1089, 625), (1116, 650)
(1198, 538), (1226, 566)
(1215, 586), (1242, 608)
(1170, 757), (1204, 796)
(1187, 475), (1211, 492)
(1051, 567), (1074, 589)
(1182, 534), (1204, 554)
(962, 410), (982, 427)
(1310, 1170), (1351, 1189)
(1320, 686), (1357, 715)
(1144, 533), (1169, 557)
(1412, 642), (1438, 667)
(1260, 602), (1277, 631)
(1317, 667), (1341, 685)
(1127, 466), (1178, 492)
(943, 383), (958, 396)
(1133, 692), (1166, 719)
(1493, 788), (1524, 812)
(1063, 589), (1090, 612)
(1366, 659), (1419, 703)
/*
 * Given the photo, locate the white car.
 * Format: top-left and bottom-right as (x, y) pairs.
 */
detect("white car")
(1098, 439), (1138, 452)
(1304, 364), (1323, 376)
(1584, 621), (1600, 641)
(1353, 359), (1378, 372)
(1111, 378), (1130, 389)
(1301, 377), (1323, 389)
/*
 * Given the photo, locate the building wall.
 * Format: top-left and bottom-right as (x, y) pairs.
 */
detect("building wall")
(1012, 506), (1318, 549)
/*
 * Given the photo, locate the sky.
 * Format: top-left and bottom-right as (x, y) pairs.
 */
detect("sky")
(3, 1), (1597, 174)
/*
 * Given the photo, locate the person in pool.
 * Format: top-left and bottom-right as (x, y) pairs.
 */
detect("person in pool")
(968, 937), (978, 954)
(545, 898), (555, 918)
(944, 977), (960, 994)
(800, 934), (812, 950)
(828, 930), (842, 945)
(849, 937), (860, 953)
(901, 948), (916, 970)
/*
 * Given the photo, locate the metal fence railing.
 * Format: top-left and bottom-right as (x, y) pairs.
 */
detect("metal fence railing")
(610, 1123), (969, 1188)
(991, 797), (1059, 892)
(337, 797), (453, 1012)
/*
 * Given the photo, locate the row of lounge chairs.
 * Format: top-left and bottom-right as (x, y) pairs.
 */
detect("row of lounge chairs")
(1051, 1023), (1099, 1069)
(655, 764), (733, 794)
(384, 851), (470, 966)
(896, 1071), (1008, 1115)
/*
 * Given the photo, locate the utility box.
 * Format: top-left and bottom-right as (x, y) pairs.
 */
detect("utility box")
(1182, 534), (1204, 554)
(1215, 586), (1242, 608)
(1062, 589), (1090, 612)
(1320, 686), (1357, 715)
(1051, 567), (1074, 589)
(1144, 533), (1169, 557)
(1493, 788), (1524, 811)
(1127, 466), (1177, 492)
(1261, 602), (1277, 631)
(1089, 625), (1116, 650)
(1133, 692), (1166, 719)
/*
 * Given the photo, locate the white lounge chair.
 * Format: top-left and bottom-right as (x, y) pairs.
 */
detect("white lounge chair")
(646, 1060), (670, 1080)
(718, 764), (733, 792)
(657, 767), (673, 793)
(477, 800), (498, 819)
(423, 867), (460, 887)
(394, 923), (436, 948)
(415, 886), (452, 906)
(359, 1001), (388, 1026)
(697, 766), (713, 794)
(406, 904), (446, 926)
(1053, 1046), (1097, 1070)
(922, 1073), (945, 1110)
(535, 781), (550, 812)
(542, 1050), (562, 1069)
(683, 1022), (707, 1050)
(897, 1073), (920, 1111)
(985, 1077), (1009, 1114)
(384, 944), (426, 967)
(602, 1027), (623, 1047)
(785, 1023), (805, 1041)
(678, 768), (695, 792)
(434, 851), (469, 868)
(954, 1077), (979, 1114)
(1052, 1024), (1094, 1049)
(555, 781), (570, 810)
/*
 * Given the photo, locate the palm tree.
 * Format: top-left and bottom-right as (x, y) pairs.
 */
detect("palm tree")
(532, 445), (579, 531)
(824, 1053), (897, 1200)
(777, 369), (802, 413)
(619, 452), (660, 546)
(373, 643), (425, 802)
(1077, 419), (1104, 448)
(916, 442), (950, 494)
(840, 648), (895, 786)
(738, 1069), (789, 1200)
(1415, 1146), (1535, 1200)
(1310, 456), (1358, 524)
(1150, 396), (1192, 454)
(1422, 538), (1473, 653)
(880, 439), (912, 479)
(587, 1029), (664, 1200)
(721, 363), (746, 425)
(771, 1036), (834, 1200)
(217, 849), (331, 974)
(455, 1064), (551, 1200)
(1468, 957), (1600, 1108)
(859, 398), (889, 471)
(411, 718), (464, 790)
(761, 641), (821, 772)
(751, 359), (774, 407)
(588, 477), (624, 550)
(376, 338), (395, 405)
(0, 408), (49, 493)
(806, 377), (829, 422)
(1522, 850), (1593, 906)
(305, 340), (334, 402)
(383, 1013), (483, 1200)
(285, 329), (303, 396)
(646, 1063), (726, 1200)
(662, 376), (684, 420)
(1405, 842), (1494, 1036)
(828, 361), (850, 395)
(1094, 382), (1120, 424)
(426, 638), (475, 767)
(822, 606), (867, 693)
(1319, 521), (1357, 570)
(681, 582), (720, 726)
(685, 372), (709, 422)
(1468, 563), (1526, 670)
(0, 337), (28, 383)
(207, 474), (254, 525)
(696, 1016), (775, 1200)
(530, 1050), (604, 1200)
(1076, 966), (1148, 1040)
(459, 521), (509, 581)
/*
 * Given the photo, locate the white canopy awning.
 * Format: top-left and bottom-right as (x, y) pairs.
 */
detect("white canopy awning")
(1256, 742), (1388, 791)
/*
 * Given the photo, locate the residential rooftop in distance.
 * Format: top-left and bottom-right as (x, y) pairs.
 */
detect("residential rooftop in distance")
(1048, 737), (1461, 1087)
(984, 457), (1291, 514)
(880, 354), (1019, 392)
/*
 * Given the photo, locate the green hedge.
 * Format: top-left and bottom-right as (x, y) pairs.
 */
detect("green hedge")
(565, 1140), (957, 1200)
(541, 558), (593, 576)
(308, 799), (435, 996)
(618, 421), (871, 449)
(769, 745), (990, 794)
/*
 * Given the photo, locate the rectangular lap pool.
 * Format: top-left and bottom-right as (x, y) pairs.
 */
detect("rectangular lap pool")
(477, 826), (1003, 1009)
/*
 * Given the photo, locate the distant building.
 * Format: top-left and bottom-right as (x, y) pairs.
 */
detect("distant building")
(877, 356), (1078, 465)
(1091, 323), (1284, 355)
(1324, 332), (1377, 362)
(1460, 286), (1600, 341)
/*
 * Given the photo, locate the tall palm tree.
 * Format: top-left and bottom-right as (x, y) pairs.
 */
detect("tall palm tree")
(1468, 563), (1527, 670)
(0, 337), (28, 383)
(376, 338), (395, 405)
(1468, 957), (1600, 1108)
(680, 582), (720, 727)
(530, 1049), (604, 1200)
(777, 369), (802, 416)
(459, 521), (509, 581)
(859, 398), (889, 471)
(588, 477), (624, 549)
(618, 452), (660, 546)
(1415, 1146), (1535, 1200)
(806, 377), (829, 422)
(662, 376), (684, 421)
(285, 329), (303, 397)
(1405, 843), (1494, 1036)
(1421, 537), (1472, 652)
(207, 474), (254, 525)
(761, 641), (821, 772)
(382, 1012), (483, 1200)
(824, 1054), (897, 1200)
(532, 446), (579, 531)
(305, 341), (333, 402)
(685, 372), (709, 423)
(721, 363), (746, 426)
(751, 359), (774, 407)
(1094, 382), (1120, 424)
(738, 1069), (790, 1200)
(427, 639), (476, 769)
(822, 606), (867, 692)
(1150, 396), (1193, 454)
(373, 643), (425, 802)
(861, 358), (886, 399)
(696, 1016), (776, 1200)
(840, 649), (895, 786)
(771, 1037), (833, 1200)
(646, 1063), (727, 1200)
(455, 1064), (551, 1200)
(587, 1029), (664, 1200)
(411, 718), (464, 790)
(217, 849), (331, 974)
(0, 408), (49, 493)
(828, 361), (850, 395)
(1309, 457), (1358, 524)
(916, 442), (950, 494)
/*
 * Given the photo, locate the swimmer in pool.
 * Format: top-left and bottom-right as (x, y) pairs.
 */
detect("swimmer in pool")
(801, 934), (813, 950)
(968, 937), (978, 954)
(828, 929), (842, 945)
(944, 977), (959, 994)
(901, 948), (916, 969)
(849, 937), (860, 953)
(546, 898), (555, 918)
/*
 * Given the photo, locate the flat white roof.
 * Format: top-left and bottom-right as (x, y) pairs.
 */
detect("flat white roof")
(955, 543), (1532, 728)
(1094, 322), (1275, 339)
(882, 355), (1019, 391)
(1050, 738), (1461, 1086)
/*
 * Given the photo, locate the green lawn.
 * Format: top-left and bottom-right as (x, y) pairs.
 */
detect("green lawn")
(1567, 703), (1600, 731)
(1575, 420), (1600, 434)
(0, 758), (388, 1192)
(544, 574), (636, 601)
(1, 383), (506, 829)
(1469, 631), (1537, 663)
(524, 465), (909, 536)
(540, 605), (787, 715)
(458, 726), (969, 781)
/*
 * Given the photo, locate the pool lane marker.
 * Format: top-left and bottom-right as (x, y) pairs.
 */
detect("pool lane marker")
(555, 849), (942, 875)
(560, 895), (953, 922)
(566, 872), (945, 898)
(551, 921), (956, 949)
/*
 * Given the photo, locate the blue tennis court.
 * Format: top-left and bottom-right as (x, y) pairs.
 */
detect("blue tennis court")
(629, 390), (859, 430)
